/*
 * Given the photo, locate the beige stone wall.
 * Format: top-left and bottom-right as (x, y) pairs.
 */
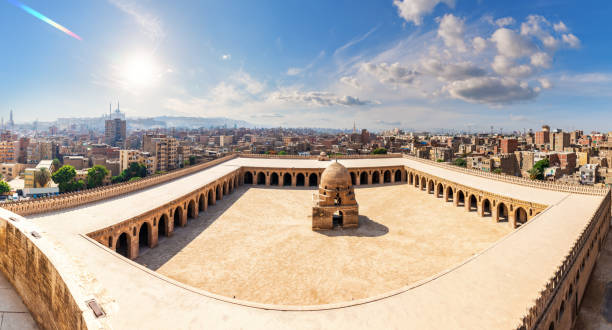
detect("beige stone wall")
(87, 169), (242, 259)
(524, 191), (610, 330)
(238, 153), (403, 159)
(0, 213), (97, 330)
(405, 155), (609, 196)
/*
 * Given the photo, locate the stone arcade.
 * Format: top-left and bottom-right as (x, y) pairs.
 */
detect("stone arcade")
(312, 161), (359, 230)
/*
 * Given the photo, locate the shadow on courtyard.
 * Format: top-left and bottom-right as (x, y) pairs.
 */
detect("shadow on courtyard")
(135, 186), (249, 270)
(315, 215), (389, 238)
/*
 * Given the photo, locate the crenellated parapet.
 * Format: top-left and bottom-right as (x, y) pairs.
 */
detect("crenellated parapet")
(3, 154), (238, 216)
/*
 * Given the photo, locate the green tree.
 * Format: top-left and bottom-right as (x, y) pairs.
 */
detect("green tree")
(34, 168), (51, 187)
(189, 155), (197, 165)
(129, 176), (141, 182)
(87, 165), (109, 189)
(493, 168), (503, 174)
(436, 159), (444, 162)
(453, 158), (467, 167)
(0, 181), (10, 194)
(529, 159), (550, 180)
(52, 158), (60, 170)
(372, 148), (387, 155)
(278, 151), (288, 155)
(52, 165), (77, 193)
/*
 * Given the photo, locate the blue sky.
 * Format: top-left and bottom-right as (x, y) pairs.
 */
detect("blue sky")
(1, 0), (612, 131)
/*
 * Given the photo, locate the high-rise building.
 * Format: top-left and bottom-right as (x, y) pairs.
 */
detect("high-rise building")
(143, 133), (179, 172)
(105, 104), (126, 147)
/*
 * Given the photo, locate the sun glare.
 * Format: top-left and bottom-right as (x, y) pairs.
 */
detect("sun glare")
(120, 53), (160, 89)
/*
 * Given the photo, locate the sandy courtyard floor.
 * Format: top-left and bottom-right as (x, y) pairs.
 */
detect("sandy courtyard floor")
(135, 184), (512, 306)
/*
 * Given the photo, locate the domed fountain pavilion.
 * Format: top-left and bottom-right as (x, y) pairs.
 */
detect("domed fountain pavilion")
(312, 161), (359, 230)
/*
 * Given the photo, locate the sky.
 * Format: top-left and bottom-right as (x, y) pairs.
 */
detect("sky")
(1, 0), (612, 132)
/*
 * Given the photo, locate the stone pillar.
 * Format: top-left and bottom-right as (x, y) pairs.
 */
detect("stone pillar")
(465, 197), (471, 211)
(356, 173), (361, 185)
(151, 222), (159, 248)
(168, 218), (174, 236)
(252, 172), (256, 185)
(509, 211), (516, 229)
(292, 173), (296, 187)
(453, 193), (459, 207)
(391, 171), (395, 183)
(265, 173), (270, 186)
(443, 188), (449, 202)
(492, 207), (499, 222)
(368, 173), (372, 185)
(477, 202), (484, 217)
(193, 206), (199, 219)
(181, 209), (188, 227)
(280, 174), (285, 186)
(129, 235), (139, 259)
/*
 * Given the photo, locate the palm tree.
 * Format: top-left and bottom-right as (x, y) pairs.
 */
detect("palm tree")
(35, 168), (51, 187)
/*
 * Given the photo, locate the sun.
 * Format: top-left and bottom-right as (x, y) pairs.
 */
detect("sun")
(119, 52), (160, 89)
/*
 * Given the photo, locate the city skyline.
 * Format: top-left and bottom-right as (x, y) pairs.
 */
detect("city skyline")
(2, 0), (612, 131)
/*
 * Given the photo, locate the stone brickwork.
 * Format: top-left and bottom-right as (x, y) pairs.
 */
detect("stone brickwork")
(0, 212), (98, 330)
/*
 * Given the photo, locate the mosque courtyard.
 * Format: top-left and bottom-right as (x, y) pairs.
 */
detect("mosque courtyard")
(135, 184), (512, 306)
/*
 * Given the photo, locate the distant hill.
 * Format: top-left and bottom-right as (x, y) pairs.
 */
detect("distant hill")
(127, 116), (254, 130)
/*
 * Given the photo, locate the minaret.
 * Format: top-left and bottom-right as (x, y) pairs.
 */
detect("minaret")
(353, 121), (356, 133)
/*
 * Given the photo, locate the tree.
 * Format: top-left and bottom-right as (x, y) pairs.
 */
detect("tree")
(453, 158), (467, 167)
(529, 159), (550, 180)
(278, 151), (287, 155)
(372, 148), (387, 155)
(129, 176), (141, 182)
(52, 158), (60, 170)
(87, 165), (109, 189)
(493, 168), (503, 174)
(52, 165), (77, 193)
(189, 155), (197, 165)
(34, 168), (51, 187)
(0, 181), (10, 194)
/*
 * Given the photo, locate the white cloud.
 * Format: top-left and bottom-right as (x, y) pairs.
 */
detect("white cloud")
(437, 14), (466, 52)
(231, 71), (264, 94)
(393, 0), (455, 26)
(421, 59), (486, 81)
(495, 17), (515, 27)
(268, 90), (370, 107)
(491, 28), (535, 58)
(472, 36), (487, 53)
(553, 21), (568, 33)
(520, 15), (560, 50)
(221, 54), (231, 61)
(491, 55), (533, 77)
(361, 62), (419, 86)
(530, 52), (552, 68)
(562, 33), (581, 48)
(107, 0), (164, 41)
(340, 76), (361, 89)
(334, 27), (378, 55)
(286, 68), (302, 76)
(538, 78), (552, 89)
(445, 77), (539, 104)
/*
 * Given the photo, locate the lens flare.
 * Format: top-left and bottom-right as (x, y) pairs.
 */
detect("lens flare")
(8, 0), (82, 40)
